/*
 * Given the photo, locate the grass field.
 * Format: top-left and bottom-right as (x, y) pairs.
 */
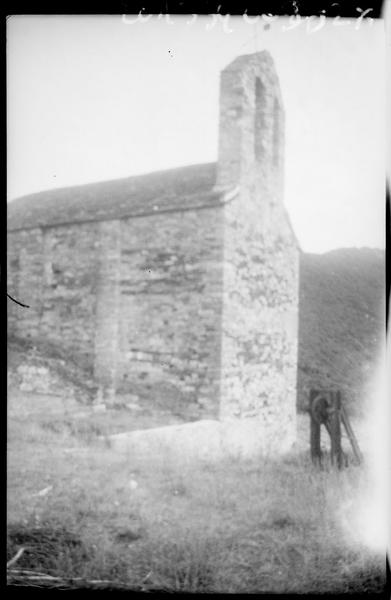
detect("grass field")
(7, 392), (387, 593)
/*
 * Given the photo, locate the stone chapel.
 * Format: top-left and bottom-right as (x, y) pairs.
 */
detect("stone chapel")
(8, 51), (300, 451)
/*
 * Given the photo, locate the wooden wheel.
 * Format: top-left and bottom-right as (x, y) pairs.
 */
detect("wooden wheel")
(310, 393), (330, 425)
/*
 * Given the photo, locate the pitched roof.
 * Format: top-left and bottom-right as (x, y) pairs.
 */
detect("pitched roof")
(7, 163), (223, 231)
(7, 160), (299, 250)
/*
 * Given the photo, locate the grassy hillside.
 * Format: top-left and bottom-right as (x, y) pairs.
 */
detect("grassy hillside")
(298, 248), (385, 415)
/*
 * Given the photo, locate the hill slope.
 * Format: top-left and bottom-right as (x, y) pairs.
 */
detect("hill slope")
(297, 247), (385, 414)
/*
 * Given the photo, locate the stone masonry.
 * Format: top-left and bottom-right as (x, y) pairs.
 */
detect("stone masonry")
(7, 51), (299, 451)
(217, 52), (299, 450)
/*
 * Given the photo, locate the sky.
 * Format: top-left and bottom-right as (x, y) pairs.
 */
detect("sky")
(7, 14), (386, 253)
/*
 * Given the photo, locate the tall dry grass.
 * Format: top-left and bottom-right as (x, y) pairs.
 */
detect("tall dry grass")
(7, 405), (387, 592)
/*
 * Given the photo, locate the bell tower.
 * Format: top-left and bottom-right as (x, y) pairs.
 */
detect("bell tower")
(217, 51), (298, 455)
(216, 51), (284, 206)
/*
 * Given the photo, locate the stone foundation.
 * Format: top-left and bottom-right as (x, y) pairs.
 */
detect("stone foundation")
(108, 417), (296, 462)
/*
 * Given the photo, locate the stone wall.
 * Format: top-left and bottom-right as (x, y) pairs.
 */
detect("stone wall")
(8, 223), (100, 370)
(118, 206), (224, 418)
(8, 206), (225, 419)
(8, 228), (45, 341)
(220, 198), (299, 448)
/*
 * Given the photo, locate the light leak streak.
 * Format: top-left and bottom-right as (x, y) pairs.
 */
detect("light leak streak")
(340, 339), (389, 555)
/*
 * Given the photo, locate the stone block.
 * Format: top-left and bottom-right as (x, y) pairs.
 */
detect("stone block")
(108, 420), (223, 462)
(108, 417), (295, 463)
